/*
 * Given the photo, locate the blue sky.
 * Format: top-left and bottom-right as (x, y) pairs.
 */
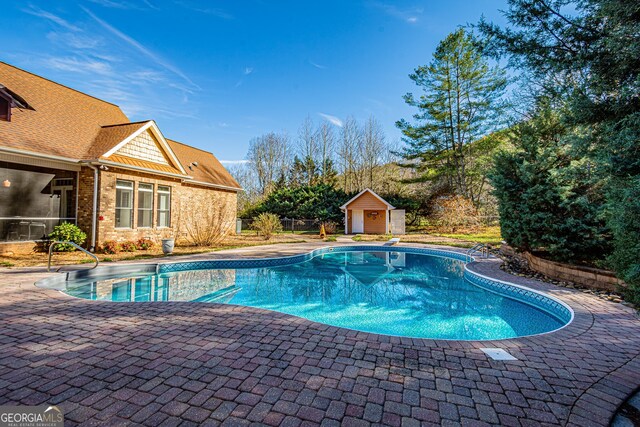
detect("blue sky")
(1, 1), (508, 163)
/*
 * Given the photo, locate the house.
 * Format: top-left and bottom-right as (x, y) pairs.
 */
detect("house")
(0, 61), (241, 253)
(340, 188), (405, 235)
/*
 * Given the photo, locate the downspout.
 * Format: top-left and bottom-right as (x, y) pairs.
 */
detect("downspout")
(84, 163), (99, 252)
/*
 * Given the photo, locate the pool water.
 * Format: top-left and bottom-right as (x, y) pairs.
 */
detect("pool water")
(63, 251), (565, 340)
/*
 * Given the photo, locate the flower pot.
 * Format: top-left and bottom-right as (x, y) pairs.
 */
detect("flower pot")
(161, 238), (175, 255)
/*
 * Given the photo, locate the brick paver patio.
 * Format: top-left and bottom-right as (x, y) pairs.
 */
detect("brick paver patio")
(1, 243), (639, 426)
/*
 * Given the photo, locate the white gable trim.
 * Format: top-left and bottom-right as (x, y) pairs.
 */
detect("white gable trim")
(102, 121), (187, 175)
(339, 188), (395, 210)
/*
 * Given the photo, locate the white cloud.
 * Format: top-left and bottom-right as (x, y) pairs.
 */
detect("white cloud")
(369, 2), (422, 24)
(23, 5), (81, 31)
(82, 6), (198, 89)
(318, 113), (344, 128)
(220, 160), (250, 165)
(174, 1), (233, 20)
(243, 67), (254, 75)
(46, 57), (114, 76)
(309, 60), (327, 70)
(46, 31), (103, 49)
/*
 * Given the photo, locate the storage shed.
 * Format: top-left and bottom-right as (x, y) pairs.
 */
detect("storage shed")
(340, 188), (405, 235)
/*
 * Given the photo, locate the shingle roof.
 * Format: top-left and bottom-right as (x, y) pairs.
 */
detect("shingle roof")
(167, 139), (241, 190)
(0, 62), (241, 191)
(0, 61), (129, 159)
(86, 121), (149, 159)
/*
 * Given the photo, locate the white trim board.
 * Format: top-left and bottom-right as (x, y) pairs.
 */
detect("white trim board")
(339, 188), (395, 210)
(102, 121), (187, 175)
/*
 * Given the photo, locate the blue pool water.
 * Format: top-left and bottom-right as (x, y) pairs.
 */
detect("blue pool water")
(62, 251), (567, 340)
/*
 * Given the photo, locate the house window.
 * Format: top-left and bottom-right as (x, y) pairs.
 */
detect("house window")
(157, 186), (171, 227)
(0, 95), (9, 121)
(137, 183), (154, 228)
(115, 180), (134, 228)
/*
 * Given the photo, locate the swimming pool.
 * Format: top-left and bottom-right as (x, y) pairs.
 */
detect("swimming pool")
(40, 246), (572, 340)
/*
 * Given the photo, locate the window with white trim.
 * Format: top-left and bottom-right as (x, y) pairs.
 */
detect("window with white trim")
(115, 180), (134, 228)
(157, 185), (171, 227)
(137, 183), (154, 228)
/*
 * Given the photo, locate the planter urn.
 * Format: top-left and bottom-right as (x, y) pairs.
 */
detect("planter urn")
(161, 238), (175, 255)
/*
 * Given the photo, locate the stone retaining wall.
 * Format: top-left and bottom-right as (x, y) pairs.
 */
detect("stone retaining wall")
(524, 251), (624, 292)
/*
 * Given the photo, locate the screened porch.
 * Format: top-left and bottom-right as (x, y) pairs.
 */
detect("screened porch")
(0, 162), (77, 242)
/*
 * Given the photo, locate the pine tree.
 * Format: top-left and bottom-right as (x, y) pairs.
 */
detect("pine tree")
(397, 28), (508, 205)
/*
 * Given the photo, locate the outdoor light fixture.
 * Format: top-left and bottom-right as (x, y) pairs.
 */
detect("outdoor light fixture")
(2, 179), (9, 188)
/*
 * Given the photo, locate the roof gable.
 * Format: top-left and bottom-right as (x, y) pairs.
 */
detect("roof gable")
(101, 121), (187, 174)
(340, 188), (395, 210)
(113, 129), (170, 165)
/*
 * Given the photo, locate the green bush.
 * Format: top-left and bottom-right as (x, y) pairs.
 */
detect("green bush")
(246, 184), (349, 223)
(607, 176), (640, 305)
(252, 213), (283, 240)
(490, 103), (610, 262)
(48, 222), (87, 251)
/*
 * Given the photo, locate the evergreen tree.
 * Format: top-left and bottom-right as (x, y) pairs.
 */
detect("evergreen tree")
(480, 0), (640, 302)
(397, 28), (508, 205)
(490, 101), (609, 261)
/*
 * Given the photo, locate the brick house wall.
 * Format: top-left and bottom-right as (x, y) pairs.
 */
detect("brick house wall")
(76, 166), (237, 248)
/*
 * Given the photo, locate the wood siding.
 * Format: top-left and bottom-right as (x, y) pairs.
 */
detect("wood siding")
(345, 192), (388, 210)
(363, 210), (386, 234)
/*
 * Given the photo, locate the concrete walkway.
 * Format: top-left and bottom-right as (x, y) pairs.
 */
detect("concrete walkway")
(1, 242), (639, 426)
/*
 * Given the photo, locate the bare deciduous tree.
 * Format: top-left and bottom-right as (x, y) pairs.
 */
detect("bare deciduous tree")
(316, 120), (335, 182)
(247, 132), (291, 195)
(361, 116), (386, 190)
(183, 196), (235, 246)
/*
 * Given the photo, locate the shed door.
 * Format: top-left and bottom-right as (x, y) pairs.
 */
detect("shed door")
(352, 209), (364, 234)
(390, 209), (405, 235)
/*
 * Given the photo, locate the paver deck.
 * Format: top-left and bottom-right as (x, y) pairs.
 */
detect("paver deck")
(1, 242), (639, 426)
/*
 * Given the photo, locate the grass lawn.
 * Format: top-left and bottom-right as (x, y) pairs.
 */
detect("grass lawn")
(427, 226), (502, 245)
(354, 226), (502, 248)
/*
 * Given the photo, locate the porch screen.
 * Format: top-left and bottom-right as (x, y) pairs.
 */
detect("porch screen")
(137, 183), (154, 228)
(157, 186), (170, 227)
(115, 180), (133, 228)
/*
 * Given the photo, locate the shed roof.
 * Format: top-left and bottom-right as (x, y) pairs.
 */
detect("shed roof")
(340, 188), (395, 210)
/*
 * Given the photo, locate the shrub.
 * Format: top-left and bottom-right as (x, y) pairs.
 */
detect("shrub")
(252, 213), (282, 240)
(136, 238), (155, 251)
(490, 104), (610, 262)
(120, 241), (137, 252)
(183, 196), (234, 246)
(48, 222), (87, 251)
(101, 240), (120, 254)
(245, 184), (349, 224)
(320, 221), (337, 235)
(431, 195), (480, 232)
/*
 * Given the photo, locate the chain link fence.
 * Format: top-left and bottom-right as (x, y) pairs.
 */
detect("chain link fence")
(238, 218), (324, 234)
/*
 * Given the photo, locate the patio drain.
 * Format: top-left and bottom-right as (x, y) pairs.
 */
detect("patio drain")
(480, 348), (518, 361)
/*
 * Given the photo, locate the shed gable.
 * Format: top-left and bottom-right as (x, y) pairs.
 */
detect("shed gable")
(346, 191), (388, 210)
(111, 129), (170, 165)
